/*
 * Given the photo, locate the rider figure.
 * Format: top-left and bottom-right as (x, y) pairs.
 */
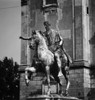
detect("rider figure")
(43, 21), (72, 77)
(43, 21), (63, 76)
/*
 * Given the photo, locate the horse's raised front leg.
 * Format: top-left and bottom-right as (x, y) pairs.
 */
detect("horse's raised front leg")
(46, 66), (51, 95)
(25, 67), (36, 86)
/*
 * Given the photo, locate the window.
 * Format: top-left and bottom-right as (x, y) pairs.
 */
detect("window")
(42, 0), (58, 13)
(42, 0), (58, 8)
(21, 0), (27, 6)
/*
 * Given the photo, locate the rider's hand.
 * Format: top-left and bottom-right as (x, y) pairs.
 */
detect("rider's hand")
(19, 36), (23, 39)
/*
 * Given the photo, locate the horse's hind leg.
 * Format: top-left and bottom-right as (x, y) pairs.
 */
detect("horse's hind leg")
(46, 66), (51, 95)
(62, 67), (70, 96)
(52, 73), (63, 94)
(55, 53), (63, 77)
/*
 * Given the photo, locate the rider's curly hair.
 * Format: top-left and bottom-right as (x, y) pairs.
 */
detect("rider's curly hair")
(44, 21), (51, 26)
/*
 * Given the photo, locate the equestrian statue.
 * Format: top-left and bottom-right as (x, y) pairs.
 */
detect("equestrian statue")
(19, 21), (72, 96)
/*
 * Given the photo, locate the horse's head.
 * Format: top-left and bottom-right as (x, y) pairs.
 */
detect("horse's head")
(32, 30), (43, 38)
(30, 30), (44, 49)
(31, 30), (42, 42)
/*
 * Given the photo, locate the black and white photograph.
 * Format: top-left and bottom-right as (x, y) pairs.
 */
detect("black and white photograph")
(0, 0), (95, 100)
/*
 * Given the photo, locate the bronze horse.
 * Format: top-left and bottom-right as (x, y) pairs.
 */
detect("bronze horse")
(20, 30), (71, 96)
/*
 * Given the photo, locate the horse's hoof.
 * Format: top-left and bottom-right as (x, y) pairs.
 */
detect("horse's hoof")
(47, 90), (51, 96)
(59, 90), (63, 95)
(60, 90), (69, 96)
(63, 93), (69, 96)
(47, 92), (50, 96)
(63, 91), (69, 96)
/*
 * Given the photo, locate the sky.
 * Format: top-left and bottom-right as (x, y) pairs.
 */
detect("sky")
(0, 0), (21, 64)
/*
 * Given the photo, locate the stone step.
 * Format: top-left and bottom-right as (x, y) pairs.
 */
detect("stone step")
(27, 94), (82, 100)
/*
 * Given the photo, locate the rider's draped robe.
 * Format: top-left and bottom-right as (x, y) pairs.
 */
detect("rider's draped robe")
(43, 29), (63, 53)
(43, 29), (72, 64)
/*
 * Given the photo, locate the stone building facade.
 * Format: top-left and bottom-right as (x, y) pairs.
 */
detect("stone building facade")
(20, 0), (95, 100)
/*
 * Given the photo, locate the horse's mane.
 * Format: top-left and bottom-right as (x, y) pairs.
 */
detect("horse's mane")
(38, 30), (44, 37)
(32, 30), (48, 49)
(36, 30), (46, 43)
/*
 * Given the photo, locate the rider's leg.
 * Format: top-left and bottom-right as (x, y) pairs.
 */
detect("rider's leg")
(54, 52), (63, 77)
